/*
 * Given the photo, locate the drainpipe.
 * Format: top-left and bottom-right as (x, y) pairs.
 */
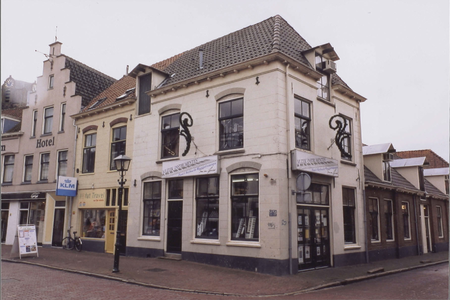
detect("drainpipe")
(68, 119), (78, 230)
(363, 188), (369, 263)
(285, 64), (292, 275)
(413, 194), (421, 255)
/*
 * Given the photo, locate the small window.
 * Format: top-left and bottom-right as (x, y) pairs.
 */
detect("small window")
(110, 126), (127, 170)
(231, 173), (259, 241)
(40, 153), (50, 181)
(57, 150), (68, 177)
(23, 155), (33, 182)
(196, 177), (219, 239)
(368, 198), (379, 242)
(382, 161), (391, 182)
(384, 200), (394, 241)
(142, 181), (161, 236)
(60, 103), (66, 132)
(43, 107), (54, 134)
(342, 187), (356, 244)
(219, 98), (243, 150)
(31, 110), (38, 137)
(82, 133), (96, 173)
(48, 75), (54, 89)
(3, 155), (15, 183)
(161, 114), (180, 158)
(294, 97), (311, 150)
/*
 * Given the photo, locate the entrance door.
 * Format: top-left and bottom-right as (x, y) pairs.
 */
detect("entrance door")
(420, 204), (432, 254)
(118, 210), (127, 255)
(167, 201), (183, 253)
(1, 202), (9, 243)
(297, 207), (330, 270)
(105, 210), (115, 253)
(52, 208), (65, 246)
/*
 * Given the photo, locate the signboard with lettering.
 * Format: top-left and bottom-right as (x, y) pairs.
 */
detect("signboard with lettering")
(56, 176), (78, 196)
(162, 155), (220, 178)
(291, 150), (339, 177)
(77, 189), (107, 208)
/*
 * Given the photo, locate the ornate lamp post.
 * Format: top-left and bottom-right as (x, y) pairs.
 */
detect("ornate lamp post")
(112, 154), (131, 273)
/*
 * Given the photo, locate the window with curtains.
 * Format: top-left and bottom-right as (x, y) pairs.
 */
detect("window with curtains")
(219, 98), (243, 151)
(43, 106), (53, 134)
(142, 181), (161, 236)
(57, 150), (68, 177)
(82, 133), (96, 173)
(39, 153), (50, 181)
(110, 126), (127, 170)
(3, 155), (15, 183)
(23, 155), (33, 182)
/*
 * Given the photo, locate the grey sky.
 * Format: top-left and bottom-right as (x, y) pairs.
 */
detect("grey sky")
(2, 0), (448, 160)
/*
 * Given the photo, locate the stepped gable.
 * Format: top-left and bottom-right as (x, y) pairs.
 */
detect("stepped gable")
(158, 15), (352, 89)
(395, 149), (449, 169)
(82, 75), (136, 113)
(64, 56), (116, 108)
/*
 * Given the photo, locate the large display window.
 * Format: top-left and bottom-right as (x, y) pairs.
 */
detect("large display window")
(195, 177), (219, 239)
(82, 209), (106, 238)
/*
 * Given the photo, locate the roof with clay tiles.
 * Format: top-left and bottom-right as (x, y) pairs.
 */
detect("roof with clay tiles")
(395, 149), (448, 169)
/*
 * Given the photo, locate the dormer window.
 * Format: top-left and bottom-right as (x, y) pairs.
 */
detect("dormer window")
(382, 161), (391, 182)
(138, 73), (151, 115)
(315, 54), (329, 101)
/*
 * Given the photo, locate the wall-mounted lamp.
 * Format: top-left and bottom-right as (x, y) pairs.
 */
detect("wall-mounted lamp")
(255, 77), (260, 85)
(206, 90), (209, 98)
(102, 121), (105, 128)
(130, 114), (133, 121)
(134, 179), (137, 187)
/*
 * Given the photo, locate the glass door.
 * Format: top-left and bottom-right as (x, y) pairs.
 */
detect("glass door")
(297, 207), (330, 270)
(166, 201), (183, 253)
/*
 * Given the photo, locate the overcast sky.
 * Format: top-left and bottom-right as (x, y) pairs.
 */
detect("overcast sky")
(2, 0), (449, 160)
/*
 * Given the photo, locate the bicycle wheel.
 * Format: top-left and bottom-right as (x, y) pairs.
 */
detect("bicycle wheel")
(62, 237), (74, 250)
(74, 239), (82, 252)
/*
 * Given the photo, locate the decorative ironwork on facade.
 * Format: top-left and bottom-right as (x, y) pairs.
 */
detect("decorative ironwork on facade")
(179, 112), (193, 156)
(329, 114), (352, 160)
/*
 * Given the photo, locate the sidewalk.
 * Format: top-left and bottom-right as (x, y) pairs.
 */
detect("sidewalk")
(1, 244), (448, 297)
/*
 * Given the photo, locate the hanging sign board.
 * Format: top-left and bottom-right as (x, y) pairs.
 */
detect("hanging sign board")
(162, 155), (220, 178)
(291, 150), (339, 177)
(56, 176), (78, 196)
(17, 225), (39, 259)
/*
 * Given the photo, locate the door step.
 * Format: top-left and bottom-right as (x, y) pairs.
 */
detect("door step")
(158, 253), (181, 261)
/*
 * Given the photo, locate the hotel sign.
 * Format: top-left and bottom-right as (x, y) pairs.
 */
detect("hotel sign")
(162, 155), (220, 178)
(291, 150), (339, 177)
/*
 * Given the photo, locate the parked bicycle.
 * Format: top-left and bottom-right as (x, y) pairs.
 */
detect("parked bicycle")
(62, 227), (82, 252)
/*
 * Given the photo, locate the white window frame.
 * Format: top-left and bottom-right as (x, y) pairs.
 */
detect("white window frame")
(23, 155), (33, 183)
(39, 152), (50, 181)
(42, 106), (54, 135)
(2, 155), (15, 184)
(31, 110), (38, 137)
(48, 74), (54, 89)
(56, 149), (68, 178)
(59, 103), (66, 132)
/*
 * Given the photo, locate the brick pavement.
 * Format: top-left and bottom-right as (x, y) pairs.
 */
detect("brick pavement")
(1, 245), (448, 297)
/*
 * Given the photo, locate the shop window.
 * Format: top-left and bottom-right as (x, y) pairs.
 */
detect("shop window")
(342, 187), (356, 244)
(142, 181), (161, 236)
(110, 126), (127, 170)
(39, 153), (50, 181)
(82, 133), (96, 173)
(402, 202), (411, 239)
(57, 150), (68, 177)
(384, 199), (394, 241)
(23, 155), (33, 182)
(195, 177), (219, 239)
(43, 106), (53, 134)
(59, 103), (66, 132)
(82, 209), (106, 238)
(294, 97), (311, 150)
(231, 173), (259, 241)
(31, 110), (38, 137)
(437, 206), (444, 238)
(161, 113), (180, 159)
(3, 155), (15, 184)
(368, 198), (380, 242)
(138, 73), (151, 115)
(219, 98), (243, 150)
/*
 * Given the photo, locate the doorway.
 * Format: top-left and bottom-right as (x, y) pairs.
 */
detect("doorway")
(1, 202), (9, 243)
(297, 206), (330, 270)
(105, 210), (115, 253)
(420, 204), (432, 254)
(52, 203), (65, 246)
(166, 201), (183, 253)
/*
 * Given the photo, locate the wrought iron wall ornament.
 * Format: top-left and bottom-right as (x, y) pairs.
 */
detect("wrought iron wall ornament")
(179, 112), (193, 156)
(329, 114), (352, 160)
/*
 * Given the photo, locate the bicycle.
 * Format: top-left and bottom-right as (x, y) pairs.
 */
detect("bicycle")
(62, 227), (82, 252)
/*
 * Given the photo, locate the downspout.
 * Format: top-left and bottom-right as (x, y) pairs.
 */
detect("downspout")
(393, 190), (399, 258)
(413, 194), (421, 255)
(285, 64), (292, 275)
(363, 188), (369, 263)
(68, 118), (78, 230)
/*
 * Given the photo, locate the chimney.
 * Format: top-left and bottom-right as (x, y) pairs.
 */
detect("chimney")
(49, 41), (62, 57)
(199, 49), (204, 69)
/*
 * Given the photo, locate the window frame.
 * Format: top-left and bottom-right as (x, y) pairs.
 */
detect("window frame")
(437, 206), (444, 238)
(59, 103), (66, 132)
(160, 113), (180, 159)
(3, 155), (15, 184)
(342, 187), (356, 244)
(82, 132), (96, 174)
(43, 106), (54, 135)
(219, 98), (244, 151)
(402, 202), (411, 240)
(23, 155), (33, 183)
(382, 160), (391, 182)
(142, 181), (162, 236)
(230, 173), (259, 242)
(39, 152), (50, 181)
(31, 110), (38, 137)
(315, 54), (330, 101)
(57, 150), (68, 177)
(340, 115), (352, 161)
(384, 199), (394, 241)
(110, 126), (127, 170)
(368, 197), (380, 242)
(138, 73), (152, 115)
(195, 176), (219, 239)
(48, 74), (54, 89)
(294, 97), (311, 151)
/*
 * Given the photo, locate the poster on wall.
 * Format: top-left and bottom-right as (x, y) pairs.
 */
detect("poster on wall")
(17, 225), (39, 259)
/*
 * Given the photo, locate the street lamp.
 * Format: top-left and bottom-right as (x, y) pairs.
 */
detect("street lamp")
(112, 154), (131, 273)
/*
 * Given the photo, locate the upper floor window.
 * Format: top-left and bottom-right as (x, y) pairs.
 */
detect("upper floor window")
(315, 54), (329, 101)
(57, 150), (68, 177)
(294, 97), (311, 150)
(161, 113), (180, 159)
(110, 126), (127, 170)
(82, 133), (96, 173)
(342, 187), (356, 244)
(23, 155), (33, 182)
(43, 107), (54, 134)
(382, 161), (391, 181)
(219, 98), (243, 151)
(341, 116), (352, 161)
(59, 103), (66, 132)
(3, 155), (15, 183)
(39, 153), (50, 181)
(48, 75), (54, 89)
(138, 73), (151, 115)
(31, 110), (38, 137)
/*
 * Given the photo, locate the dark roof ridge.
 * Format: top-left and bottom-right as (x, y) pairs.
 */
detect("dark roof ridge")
(272, 15), (282, 52)
(63, 55), (116, 82)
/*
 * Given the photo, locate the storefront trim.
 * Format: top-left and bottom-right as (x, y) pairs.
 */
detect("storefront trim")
(291, 150), (339, 177)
